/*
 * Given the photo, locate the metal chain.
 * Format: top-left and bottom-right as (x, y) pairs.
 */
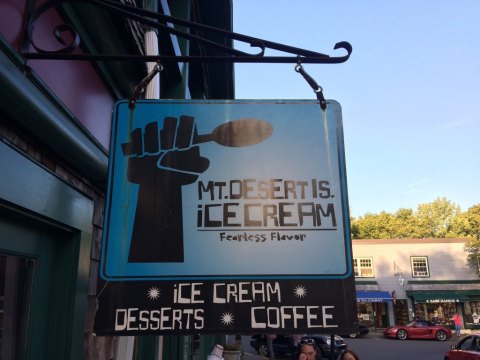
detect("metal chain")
(295, 61), (327, 111)
(129, 61), (163, 108)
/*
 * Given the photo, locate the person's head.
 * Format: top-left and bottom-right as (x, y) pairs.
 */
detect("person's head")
(341, 350), (360, 360)
(297, 337), (317, 359)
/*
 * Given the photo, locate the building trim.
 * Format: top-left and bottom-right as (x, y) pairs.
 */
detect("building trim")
(0, 40), (108, 184)
(355, 280), (378, 285)
(353, 238), (469, 245)
(408, 280), (480, 285)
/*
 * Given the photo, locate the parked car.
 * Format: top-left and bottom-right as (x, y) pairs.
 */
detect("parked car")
(444, 333), (480, 360)
(249, 334), (347, 359)
(342, 324), (369, 338)
(383, 320), (451, 341)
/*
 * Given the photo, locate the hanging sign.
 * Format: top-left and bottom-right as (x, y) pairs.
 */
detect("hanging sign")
(94, 99), (357, 335)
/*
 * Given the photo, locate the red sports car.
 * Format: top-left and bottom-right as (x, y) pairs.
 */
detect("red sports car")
(383, 320), (451, 341)
(445, 333), (480, 360)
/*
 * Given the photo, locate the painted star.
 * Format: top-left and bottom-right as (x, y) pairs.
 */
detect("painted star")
(147, 286), (161, 300)
(221, 312), (234, 325)
(294, 285), (307, 298)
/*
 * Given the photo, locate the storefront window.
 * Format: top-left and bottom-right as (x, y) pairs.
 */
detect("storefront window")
(463, 301), (480, 328)
(357, 302), (389, 328)
(415, 302), (456, 325)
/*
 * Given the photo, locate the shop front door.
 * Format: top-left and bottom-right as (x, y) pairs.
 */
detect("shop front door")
(0, 206), (74, 359)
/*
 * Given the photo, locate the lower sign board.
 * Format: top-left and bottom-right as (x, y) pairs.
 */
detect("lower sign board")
(94, 99), (357, 335)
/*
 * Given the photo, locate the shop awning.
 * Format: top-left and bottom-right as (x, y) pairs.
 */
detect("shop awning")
(356, 291), (392, 302)
(407, 290), (480, 303)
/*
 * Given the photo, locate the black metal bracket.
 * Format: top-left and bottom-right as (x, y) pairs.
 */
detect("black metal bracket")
(21, 0), (352, 64)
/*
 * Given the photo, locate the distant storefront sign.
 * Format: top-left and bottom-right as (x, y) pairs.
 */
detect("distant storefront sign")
(356, 291), (393, 303)
(94, 99), (357, 335)
(409, 290), (476, 304)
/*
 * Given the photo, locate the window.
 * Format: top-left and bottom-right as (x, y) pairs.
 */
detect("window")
(354, 257), (374, 277)
(411, 256), (429, 277)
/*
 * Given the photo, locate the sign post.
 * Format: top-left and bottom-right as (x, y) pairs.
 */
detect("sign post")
(94, 99), (357, 335)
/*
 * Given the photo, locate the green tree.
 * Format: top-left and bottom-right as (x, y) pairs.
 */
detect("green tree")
(351, 211), (395, 239)
(449, 211), (473, 237)
(462, 205), (480, 270)
(414, 197), (460, 238)
(391, 208), (422, 238)
(350, 217), (360, 239)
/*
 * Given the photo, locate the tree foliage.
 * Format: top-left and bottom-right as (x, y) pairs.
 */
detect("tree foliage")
(461, 205), (480, 270)
(415, 197), (460, 238)
(352, 198), (475, 239)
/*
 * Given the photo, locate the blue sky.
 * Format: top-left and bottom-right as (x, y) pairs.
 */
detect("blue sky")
(232, 0), (480, 217)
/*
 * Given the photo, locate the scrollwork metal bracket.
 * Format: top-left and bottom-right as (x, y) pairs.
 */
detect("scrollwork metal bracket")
(21, 0), (352, 64)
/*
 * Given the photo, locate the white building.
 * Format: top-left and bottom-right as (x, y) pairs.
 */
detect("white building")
(352, 238), (480, 331)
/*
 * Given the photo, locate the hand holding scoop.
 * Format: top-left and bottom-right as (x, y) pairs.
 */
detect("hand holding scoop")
(122, 117), (273, 156)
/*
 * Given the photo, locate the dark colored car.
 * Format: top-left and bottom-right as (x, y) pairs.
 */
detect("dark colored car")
(249, 334), (347, 359)
(342, 324), (369, 338)
(383, 320), (452, 341)
(444, 333), (480, 360)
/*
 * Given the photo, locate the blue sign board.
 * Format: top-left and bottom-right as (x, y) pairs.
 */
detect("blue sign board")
(101, 99), (351, 280)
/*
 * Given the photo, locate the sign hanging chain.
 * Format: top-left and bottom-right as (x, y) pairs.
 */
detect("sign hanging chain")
(295, 60), (327, 111)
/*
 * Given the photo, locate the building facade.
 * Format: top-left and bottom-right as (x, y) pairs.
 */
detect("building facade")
(353, 238), (480, 332)
(0, 0), (233, 359)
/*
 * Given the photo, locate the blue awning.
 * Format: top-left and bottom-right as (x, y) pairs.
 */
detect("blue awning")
(356, 291), (392, 302)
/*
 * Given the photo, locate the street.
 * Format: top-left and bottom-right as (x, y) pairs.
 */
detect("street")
(241, 332), (461, 360)
(344, 332), (458, 360)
